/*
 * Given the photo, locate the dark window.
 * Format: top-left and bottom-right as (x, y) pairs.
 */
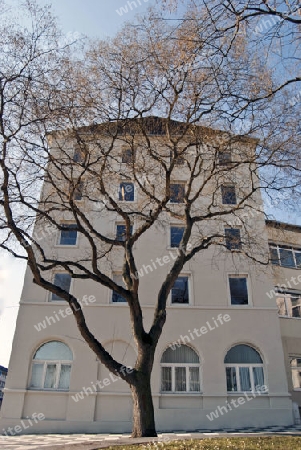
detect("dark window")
(112, 274), (127, 303)
(279, 248), (295, 268)
(116, 224), (133, 242)
(170, 226), (185, 248)
(172, 276), (189, 304)
(59, 224), (78, 246)
(221, 185), (237, 205)
(122, 148), (134, 164)
(270, 247), (279, 265)
(73, 145), (87, 164)
(170, 183), (185, 203)
(73, 181), (83, 201)
(51, 273), (72, 301)
(225, 228), (242, 250)
(218, 151), (231, 166)
(229, 277), (249, 305)
(119, 182), (134, 201)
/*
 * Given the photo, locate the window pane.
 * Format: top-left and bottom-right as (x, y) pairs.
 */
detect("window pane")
(116, 224), (133, 242)
(239, 367), (251, 391)
(161, 345), (199, 364)
(221, 185), (237, 205)
(291, 296), (301, 318)
(73, 146), (87, 163)
(122, 148), (134, 164)
(226, 367), (237, 392)
(44, 364), (57, 389)
(170, 184), (185, 203)
(225, 228), (242, 250)
(229, 277), (248, 305)
(119, 182), (134, 201)
(112, 274), (126, 302)
(30, 363), (44, 388)
(253, 367), (265, 390)
(279, 248), (295, 268)
(218, 151), (231, 165)
(51, 273), (72, 301)
(175, 367), (186, 391)
(73, 181), (83, 200)
(225, 345), (262, 364)
(161, 367), (172, 391)
(59, 225), (78, 245)
(295, 252), (301, 269)
(269, 247), (279, 265)
(34, 341), (73, 361)
(171, 277), (189, 304)
(189, 367), (200, 391)
(170, 226), (185, 248)
(58, 364), (71, 389)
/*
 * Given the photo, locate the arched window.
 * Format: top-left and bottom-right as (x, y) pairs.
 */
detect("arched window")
(224, 344), (265, 393)
(161, 345), (200, 392)
(29, 341), (73, 390)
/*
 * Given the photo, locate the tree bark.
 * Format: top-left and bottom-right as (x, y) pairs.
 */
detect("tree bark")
(131, 372), (157, 437)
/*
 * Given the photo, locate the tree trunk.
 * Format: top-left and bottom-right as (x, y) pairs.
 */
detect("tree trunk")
(131, 372), (157, 437)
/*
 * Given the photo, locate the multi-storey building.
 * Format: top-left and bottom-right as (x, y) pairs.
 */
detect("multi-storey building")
(0, 118), (298, 433)
(0, 366), (8, 409)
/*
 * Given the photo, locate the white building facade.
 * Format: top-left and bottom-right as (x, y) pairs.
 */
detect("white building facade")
(0, 119), (295, 433)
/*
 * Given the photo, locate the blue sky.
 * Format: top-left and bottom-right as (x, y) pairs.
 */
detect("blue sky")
(0, 0), (299, 367)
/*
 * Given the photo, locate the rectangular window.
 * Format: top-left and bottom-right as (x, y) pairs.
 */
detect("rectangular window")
(59, 224), (78, 246)
(73, 181), (84, 201)
(175, 367), (186, 391)
(112, 274), (127, 303)
(218, 150), (231, 166)
(171, 276), (189, 304)
(221, 185), (237, 205)
(73, 145), (87, 164)
(269, 244), (301, 269)
(116, 224), (133, 242)
(51, 273), (72, 301)
(277, 293), (301, 318)
(225, 228), (242, 250)
(119, 182), (134, 201)
(170, 226), (185, 248)
(229, 276), (249, 305)
(226, 367), (237, 392)
(170, 183), (185, 203)
(122, 148), (135, 164)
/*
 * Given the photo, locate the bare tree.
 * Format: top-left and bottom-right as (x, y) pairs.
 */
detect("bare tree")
(1, 0), (300, 437)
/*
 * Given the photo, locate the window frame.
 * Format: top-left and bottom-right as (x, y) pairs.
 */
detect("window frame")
(225, 227), (242, 251)
(118, 181), (135, 202)
(57, 223), (78, 246)
(161, 362), (201, 393)
(225, 363), (266, 393)
(111, 273), (127, 304)
(269, 243), (301, 269)
(228, 275), (251, 306)
(50, 272), (72, 302)
(169, 225), (185, 248)
(29, 342), (73, 391)
(169, 182), (185, 204)
(121, 147), (135, 164)
(217, 150), (232, 166)
(276, 292), (301, 319)
(115, 223), (133, 242)
(221, 185), (237, 205)
(170, 275), (191, 306)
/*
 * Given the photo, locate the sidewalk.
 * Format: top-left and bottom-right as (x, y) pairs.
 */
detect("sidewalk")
(1, 425), (301, 450)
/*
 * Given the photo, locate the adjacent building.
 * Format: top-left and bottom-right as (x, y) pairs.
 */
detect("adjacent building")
(0, 119), (299, 433)
(0, 366), (8, 409)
